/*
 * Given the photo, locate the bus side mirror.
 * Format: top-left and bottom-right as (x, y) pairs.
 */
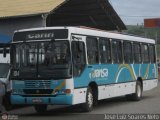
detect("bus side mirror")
(3, 48), (7, 58)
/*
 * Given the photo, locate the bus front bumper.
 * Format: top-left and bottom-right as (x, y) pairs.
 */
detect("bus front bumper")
(11, 94), (73, 105)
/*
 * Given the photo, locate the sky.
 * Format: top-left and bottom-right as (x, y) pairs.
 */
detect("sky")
(109, 0), (160, 25)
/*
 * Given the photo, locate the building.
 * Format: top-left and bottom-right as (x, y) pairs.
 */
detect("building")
(0, 0), (126, 42)
(144, 18), (160, 28)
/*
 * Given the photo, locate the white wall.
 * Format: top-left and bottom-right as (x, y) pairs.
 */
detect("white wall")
(0, 54), (10, 63)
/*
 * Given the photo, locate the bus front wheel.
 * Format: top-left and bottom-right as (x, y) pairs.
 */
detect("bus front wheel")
(81, 87), (94, 112)
(34, 105), (47, 114)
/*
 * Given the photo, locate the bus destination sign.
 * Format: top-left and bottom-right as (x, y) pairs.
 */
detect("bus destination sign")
(13, 29), (68, 42)
(26, 33), (55, 40)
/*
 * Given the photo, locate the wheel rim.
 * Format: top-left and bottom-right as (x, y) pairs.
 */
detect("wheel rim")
(88, 91), (93, 108)
(137, 85), (141, 98)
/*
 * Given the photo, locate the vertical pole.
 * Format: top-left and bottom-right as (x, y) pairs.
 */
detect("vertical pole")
(42, 14), (48, 27)
(155, 31), (158, 44)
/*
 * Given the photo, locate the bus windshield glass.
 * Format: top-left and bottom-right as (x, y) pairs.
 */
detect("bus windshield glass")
(11, 41), (71, 79)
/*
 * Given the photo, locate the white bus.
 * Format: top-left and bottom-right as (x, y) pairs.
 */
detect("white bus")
(10, 27), (158, 113)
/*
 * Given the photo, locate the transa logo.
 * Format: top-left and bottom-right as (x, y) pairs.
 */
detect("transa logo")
(89, 69), (108, 79)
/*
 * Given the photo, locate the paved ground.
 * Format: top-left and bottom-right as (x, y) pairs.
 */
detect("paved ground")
(2, 81), (160, 120)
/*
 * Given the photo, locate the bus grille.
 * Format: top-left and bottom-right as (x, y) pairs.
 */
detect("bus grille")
(24, 80), (51, 89)
(23, 89), (53, 94)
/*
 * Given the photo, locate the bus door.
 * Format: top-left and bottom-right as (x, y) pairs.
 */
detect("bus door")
(71, 35), (87, 87)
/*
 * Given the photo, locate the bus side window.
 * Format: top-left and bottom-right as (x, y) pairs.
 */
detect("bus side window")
(141, 44), (149, 63)
(149, 44), (156, 63)
(112, 40), (123, 64)
(133, 43), (141, 63)
(123, 42), (133, 64)
(72, 41), (86, 77)
(86, 37), (99, 64)
(99, 38), (111, 63)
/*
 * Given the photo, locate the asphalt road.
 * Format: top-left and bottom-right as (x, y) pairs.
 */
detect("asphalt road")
(2, 81), (160, 120)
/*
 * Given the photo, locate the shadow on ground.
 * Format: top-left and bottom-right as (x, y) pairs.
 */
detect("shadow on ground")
(22, 95), (154, 116)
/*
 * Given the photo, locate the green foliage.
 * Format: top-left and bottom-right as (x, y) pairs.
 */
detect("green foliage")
(126, 25), (160, 40)
(157, 45), (160, 60)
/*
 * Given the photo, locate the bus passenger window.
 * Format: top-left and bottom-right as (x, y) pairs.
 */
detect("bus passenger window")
(112, 40), (123, 64)
(133, 43), (141, 63)
(86, 37), (99, 64)
(149, 45), (156, 63)
(141, 44), (149, 63)
(99, 38), (111, 63)
(123, 42), (133, 63)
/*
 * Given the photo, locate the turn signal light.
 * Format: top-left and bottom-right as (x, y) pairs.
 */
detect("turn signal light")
(64, 89), (71, 94)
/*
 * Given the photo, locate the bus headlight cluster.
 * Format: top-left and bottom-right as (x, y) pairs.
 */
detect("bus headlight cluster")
(13, 81), (25, 85)
(12, 89), (24, 94)
(53, 89), (72, 95)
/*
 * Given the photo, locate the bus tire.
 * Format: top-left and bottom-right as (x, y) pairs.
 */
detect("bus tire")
(34, 105), (47, 114)
(81, 87), (94, 112)
(127, 81), (142, 101)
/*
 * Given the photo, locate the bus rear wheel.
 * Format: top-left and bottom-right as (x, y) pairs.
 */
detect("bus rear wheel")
(126, 81), (142, 101)
(81, 87), (94, 112)
(34, 105), (47, 114)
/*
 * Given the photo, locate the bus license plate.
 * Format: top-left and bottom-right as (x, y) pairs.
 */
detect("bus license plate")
(32, 98), (42, 103)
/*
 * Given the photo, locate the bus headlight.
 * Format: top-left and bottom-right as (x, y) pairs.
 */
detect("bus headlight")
(12, 81), (25, 88)
(13, 81), (25, 85)
(12, 89), (24, 94)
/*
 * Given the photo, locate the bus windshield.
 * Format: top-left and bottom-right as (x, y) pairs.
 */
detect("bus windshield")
(11, 41), (72, 79)
(0, 63), (10, 78)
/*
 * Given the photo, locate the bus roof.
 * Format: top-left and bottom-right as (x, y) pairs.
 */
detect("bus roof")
(14, 26), (155, 44)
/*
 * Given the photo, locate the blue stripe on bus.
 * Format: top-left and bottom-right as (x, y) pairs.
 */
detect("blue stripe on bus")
(73, 64), (157, 88)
